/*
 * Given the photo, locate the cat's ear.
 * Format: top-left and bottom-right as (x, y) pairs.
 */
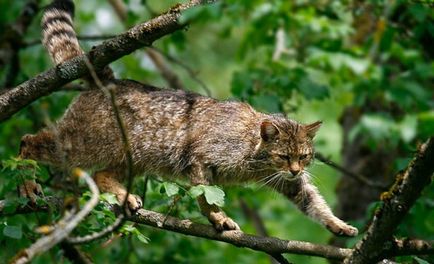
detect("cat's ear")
(305, 121), (322, 138)
(260, 120), (279, 142)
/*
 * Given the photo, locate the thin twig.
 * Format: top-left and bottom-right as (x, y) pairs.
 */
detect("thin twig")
(150, 47), (212, 96)
(66, 56), (134, 244)
(146, 49), (186, 90)
(141, 175), (149, 204)
(10, 169), (99, 264)
(107, 0), (186, 90)
(59, 241), (93, 264)
(240, 198), (281, 264)
(315, 152), (388, 189)
(270, 253), (292, 264)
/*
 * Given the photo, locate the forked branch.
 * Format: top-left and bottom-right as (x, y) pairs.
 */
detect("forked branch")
(344, 137), (434, 263)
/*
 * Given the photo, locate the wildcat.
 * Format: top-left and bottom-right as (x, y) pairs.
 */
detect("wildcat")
(19, 0), (357, 236)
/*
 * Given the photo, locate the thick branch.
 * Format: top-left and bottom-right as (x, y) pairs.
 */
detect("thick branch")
(344, 137), (434, 263)
(0, 0), (208, 122)
(129, 208), (351, 260)
(2, 195), (433, 260)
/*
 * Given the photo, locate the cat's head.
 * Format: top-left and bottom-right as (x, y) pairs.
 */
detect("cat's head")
(258, 116), (321, 179)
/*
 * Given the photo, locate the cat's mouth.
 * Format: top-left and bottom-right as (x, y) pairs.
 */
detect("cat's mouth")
(281, 171), (301, 181)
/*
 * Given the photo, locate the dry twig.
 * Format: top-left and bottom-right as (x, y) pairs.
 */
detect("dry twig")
(10, 169), (99, 264)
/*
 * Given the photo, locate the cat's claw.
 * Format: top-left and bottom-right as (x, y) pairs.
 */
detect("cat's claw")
(18, 180), (43, 204)
(213, 216), (240, 232)
(326, 220), (358, 237)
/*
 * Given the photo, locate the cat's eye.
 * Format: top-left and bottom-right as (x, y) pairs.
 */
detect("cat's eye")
(278, 154), (289, 160)
(300, 154), (308, 160)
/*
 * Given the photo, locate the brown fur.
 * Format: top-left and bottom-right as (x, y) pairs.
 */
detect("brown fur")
(19, 0), (358, 235)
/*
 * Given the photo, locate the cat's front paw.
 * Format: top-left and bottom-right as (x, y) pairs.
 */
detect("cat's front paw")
(126, 194), (143, 212)
(118, 193), (143, 214)
(18, 180), (43, 204)
(209, 211), (240, 231)
(326, 220), (358, 237)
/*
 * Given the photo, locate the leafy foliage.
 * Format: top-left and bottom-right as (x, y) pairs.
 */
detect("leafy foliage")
(0, 0), (433, 263)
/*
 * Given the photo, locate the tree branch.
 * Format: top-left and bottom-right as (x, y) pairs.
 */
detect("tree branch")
(1, 195), (433, 261)
(344, 137), (434, 263)
(150, 47), (212, 96)
(0, 0), (39, 88)
(240, 198), (283, 264)
(130, 208), (351, 260)
(315, 152), (388, 189)
(0, 0), (211, 122)
(107, 0), (186, 90)
(10, 169), (99, 264)
(59, 242), (93, 264)
(65, 57), (134, 245)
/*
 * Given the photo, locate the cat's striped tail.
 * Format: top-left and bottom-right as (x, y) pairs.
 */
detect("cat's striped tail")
(41, 0), (113, 80)
(42, 0), (82, 65)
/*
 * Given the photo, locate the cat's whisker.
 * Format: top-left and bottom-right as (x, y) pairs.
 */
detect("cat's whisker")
(256, 171), (280, 183)
(272, 172), (286, 192)
(276, 173), (287, 192)
(262, 172), (281, 189)
(304, 170), (324, 189)
(256, 172), (282, 189)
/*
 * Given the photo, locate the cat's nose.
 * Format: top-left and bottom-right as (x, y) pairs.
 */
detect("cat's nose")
(290, 169), (300, 176)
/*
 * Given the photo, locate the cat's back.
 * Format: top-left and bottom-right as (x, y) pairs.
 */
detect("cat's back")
(55, 81), (260, 173)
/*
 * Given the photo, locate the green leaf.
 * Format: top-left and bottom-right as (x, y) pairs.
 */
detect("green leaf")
(418, 111), (434, 138)
(202, 186), (225, 207)
(250, 95), (281, 113)
(2, 199), (18, 214)
(398, 115), (417, 143)
(413, 256), (430, 264)
(188, 186), (204, 198)
(136, 233), (149, 244)
(120, 224), (136, 233)
(3, 225), (22, 239)
(231, 71), (253, 98)
(188, 185), (225, 206)
(100, 193), (119, 205)
(162, 182), (180, 197)
(179, 5), (206, 24)
(297, 77), (329, 100)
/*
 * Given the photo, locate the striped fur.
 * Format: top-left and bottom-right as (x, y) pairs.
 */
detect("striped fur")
(42, 0), (82, 64)
(21, 0), (359, 235)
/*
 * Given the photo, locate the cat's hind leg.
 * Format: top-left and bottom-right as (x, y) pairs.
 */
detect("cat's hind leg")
(94, 170), (142, 212)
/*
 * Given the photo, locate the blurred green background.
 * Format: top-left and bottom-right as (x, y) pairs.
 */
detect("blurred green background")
(0, 0), (433, 263)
